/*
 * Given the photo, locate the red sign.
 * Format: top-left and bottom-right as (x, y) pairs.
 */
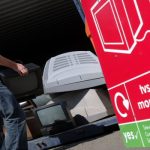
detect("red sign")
(81, 0), (150, 142)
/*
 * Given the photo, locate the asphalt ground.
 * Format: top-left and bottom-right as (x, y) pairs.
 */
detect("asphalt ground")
(50, 130), (145, 150)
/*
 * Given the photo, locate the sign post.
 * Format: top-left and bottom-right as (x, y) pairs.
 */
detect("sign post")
(81, 0), (150, 147)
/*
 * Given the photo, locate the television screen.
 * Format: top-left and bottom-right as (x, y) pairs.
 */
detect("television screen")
(34, 102), (73, 127)
(37, 104), (67, 127)
(33, 102), (75, 135)
(0, 63), (43, 101)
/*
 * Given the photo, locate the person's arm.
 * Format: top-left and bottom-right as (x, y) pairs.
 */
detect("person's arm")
(0, 55), (28, 76)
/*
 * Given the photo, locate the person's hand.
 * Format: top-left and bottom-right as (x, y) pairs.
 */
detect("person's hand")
(13, 63), (28, 76)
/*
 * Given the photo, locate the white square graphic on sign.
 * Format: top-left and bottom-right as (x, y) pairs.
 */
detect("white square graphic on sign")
(90, 0), (143, 54)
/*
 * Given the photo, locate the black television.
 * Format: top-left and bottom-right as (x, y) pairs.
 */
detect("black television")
(33, 102), (75, 135)
(0, 63), (43, 102)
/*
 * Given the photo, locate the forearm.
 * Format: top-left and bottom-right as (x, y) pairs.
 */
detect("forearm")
(0, 55), (28, 76)
(0, 55), (17, 70)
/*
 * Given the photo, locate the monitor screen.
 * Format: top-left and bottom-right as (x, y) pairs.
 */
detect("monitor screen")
(34, 102), (73, 128)
(37, 104), (67, 126)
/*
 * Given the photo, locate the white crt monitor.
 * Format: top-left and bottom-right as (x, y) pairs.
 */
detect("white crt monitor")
(42, 51), (105, 94)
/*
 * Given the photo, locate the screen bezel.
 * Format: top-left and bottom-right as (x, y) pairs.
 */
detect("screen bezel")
(33, 102), (72, 128)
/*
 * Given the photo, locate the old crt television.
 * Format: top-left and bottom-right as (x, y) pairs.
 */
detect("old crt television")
(33, 102), (75, 135)
(0, 63), (43, 102)
(43, 51), (105, 94)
